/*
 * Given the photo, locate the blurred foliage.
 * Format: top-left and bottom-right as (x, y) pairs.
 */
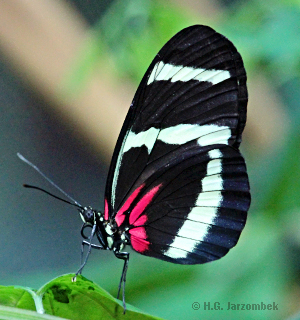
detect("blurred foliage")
(219, 0), (300, 83)
(7, 0), (300, 319)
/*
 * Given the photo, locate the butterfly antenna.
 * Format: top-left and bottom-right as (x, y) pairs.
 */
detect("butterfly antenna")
(23, 184), (83, 209)
(17, 153), (83, 208)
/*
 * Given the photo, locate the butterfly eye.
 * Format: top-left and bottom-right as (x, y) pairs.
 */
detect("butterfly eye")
(80, 207), (94, 223)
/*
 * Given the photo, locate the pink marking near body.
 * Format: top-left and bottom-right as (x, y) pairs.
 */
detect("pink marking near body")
(104, 199), (109, 221)
(129, 184), (162, 225)
(129, 226), (147, 239)
(130, 236), (149, 252)
(128, 184), (162, 253)
(129, 227), (150, 252)
(115, 184), (144, 226)
(133, 214), (147, 227)
(115, 211), (125, 226)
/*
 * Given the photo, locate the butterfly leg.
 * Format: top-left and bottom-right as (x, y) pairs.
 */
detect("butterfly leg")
(114, 251), (129, 313)
(79, 240), (104, 266)
(75, 224), (101, 277)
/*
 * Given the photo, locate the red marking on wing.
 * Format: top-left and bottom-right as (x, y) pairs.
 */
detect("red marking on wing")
(129, 226), (146, 239)
(133, 214), (147, 226)
(115, 184), (144, 226)
(104, 199), (109, 221)
(129, 227), (149, 252)
(129, 184), (162, 225)
(130, 237), (149, 252)
(128, 184), (162, 253)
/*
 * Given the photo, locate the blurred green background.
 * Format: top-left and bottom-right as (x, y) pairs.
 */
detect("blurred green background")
(0, 0), (299, 319)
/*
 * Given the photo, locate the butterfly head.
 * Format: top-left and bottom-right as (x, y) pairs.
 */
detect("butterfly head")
(79, 206), (97, 225)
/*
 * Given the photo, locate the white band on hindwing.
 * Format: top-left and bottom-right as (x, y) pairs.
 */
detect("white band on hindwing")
(164, 149), (223, 259)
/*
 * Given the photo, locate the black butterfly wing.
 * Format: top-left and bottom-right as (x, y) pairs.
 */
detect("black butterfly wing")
(104, 25), (250, 264)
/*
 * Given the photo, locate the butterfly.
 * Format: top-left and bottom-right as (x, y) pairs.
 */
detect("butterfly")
(22, 24), (250, 312)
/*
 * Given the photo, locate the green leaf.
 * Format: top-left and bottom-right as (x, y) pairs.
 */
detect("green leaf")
(0, 285), (36, 311)
(0, 275), (163, 320)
